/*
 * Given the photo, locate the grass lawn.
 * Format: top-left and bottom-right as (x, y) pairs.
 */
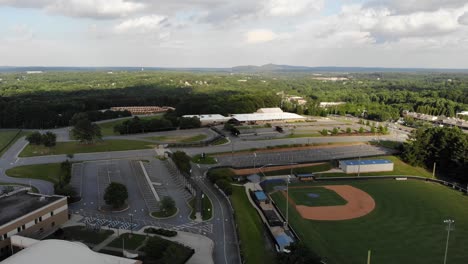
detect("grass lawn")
(19, 139), (154, 157)
(191, 154), (217, 164)
(151, 207), (178, 218)
(264, 163), (332, 176)
(212, 137), (229, 145)
(99, 115), (162, 136)
(318, 155), (433, 178)
(46, 226), (114, 245)
(270, 179), (468, 264)
(146, 134), (207, 143)
(6, 163), (65, 184)
(189, 195), (213, 220)
(108, 233), (147, 250)
(288, 187), (347, 207)
(231, 185), (276, 264)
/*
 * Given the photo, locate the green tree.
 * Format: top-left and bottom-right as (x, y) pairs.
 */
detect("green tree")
(320, 129), (328, 136)
(26, 132), (43, 145)
(332, 127), (339, 135)
(41, 131), (57, 147)
(171, 151), (192, 174)
(160, 196), (176, 213)
(72, 118), (102, 143)
(179, 117), (201, 129)
(104, 182), (128, 209)
(359, 127), (365, 133)
(370, 126), (376, 133)
(346, 127), (352, 133)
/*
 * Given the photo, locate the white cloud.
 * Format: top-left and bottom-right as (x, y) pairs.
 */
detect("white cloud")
(245, 29), (278, 43)
(0, 0), (145, 19)
(367, 0), (467, 14)
(459, 12), (468, 25)
(264, 0), (324, 16)
(114, 15), (167, 34)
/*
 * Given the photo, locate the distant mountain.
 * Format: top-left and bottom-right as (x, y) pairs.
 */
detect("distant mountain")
(0, 64), (467, 73)
(231, 64), (468, 73)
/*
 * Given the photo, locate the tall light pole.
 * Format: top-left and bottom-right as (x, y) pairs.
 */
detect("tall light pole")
(253, 152), (257, 170)
(357, 144), (362, 177)
(285, 174), (290, 228)
(443, 219), (454, 264)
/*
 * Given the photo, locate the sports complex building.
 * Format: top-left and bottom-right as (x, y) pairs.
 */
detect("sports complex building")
(339, 159), (394, 174)
(0, 189), (68, 260)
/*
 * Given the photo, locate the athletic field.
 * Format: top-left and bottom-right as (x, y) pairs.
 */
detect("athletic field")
(269, 179), (468, 264)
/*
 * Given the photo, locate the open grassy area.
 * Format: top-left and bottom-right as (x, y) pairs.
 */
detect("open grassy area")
(146, 134), (207, 143)
(151, 207), (178, 218)
(108, 233), (146, 250)
(46, 226), (114, 245)
(318, 155), (433, 178)
(20, 139), (154, 157)
(231, 185), (276, 264)
(288, 187), (347, 207)
(189, 195), (213, 220)
(6, 163), (65, 184)
(263, 163), (332, 176)
(212, 137), (229, 145)
(98, 115), (162, 136)
(191, 154), (217, 164)
(270, 179), (468, 264)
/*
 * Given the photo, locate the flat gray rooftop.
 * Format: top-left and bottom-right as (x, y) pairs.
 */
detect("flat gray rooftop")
(0, 191), (62, 227)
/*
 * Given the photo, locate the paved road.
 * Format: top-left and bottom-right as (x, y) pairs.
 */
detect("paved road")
(192, 164), (240, 264)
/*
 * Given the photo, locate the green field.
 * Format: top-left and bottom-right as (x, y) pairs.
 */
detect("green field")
(20, 139), (154, 157)
(319, 155), (434, 178)
(98, 115), (162, 136)
(6, 163), (65, 184)
(151, 207), (178, 218)
(231, 185), (276, 264)
(288, 187), (347, 207)
(191, 154), (217, 164)
(270, 180), (468, 264)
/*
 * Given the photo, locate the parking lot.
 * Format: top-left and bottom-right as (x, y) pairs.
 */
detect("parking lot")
(215, 144), (396, 168)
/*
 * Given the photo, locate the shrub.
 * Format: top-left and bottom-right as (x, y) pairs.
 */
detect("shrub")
(144, 227), (177, 237)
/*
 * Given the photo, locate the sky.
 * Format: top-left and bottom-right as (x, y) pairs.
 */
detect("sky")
(1, 0), (468, 68)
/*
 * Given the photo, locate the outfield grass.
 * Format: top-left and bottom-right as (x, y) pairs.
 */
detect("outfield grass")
(108, 233), (146, 250)
(270, 180), (468, 264)
(20, 139), (154, 157)
(264, 163), (332, 176)
(288, 187), (347, 207)
(231, 185), (276, 264)
(318, 155), (433, 178)
(6, 163), (65, 184)
(46, 226), (114, 245)
(189, 195), (213, 220)
(99, 115), (162, 136)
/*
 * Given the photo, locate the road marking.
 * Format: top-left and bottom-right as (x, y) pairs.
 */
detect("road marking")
(197, 164), (201, 168)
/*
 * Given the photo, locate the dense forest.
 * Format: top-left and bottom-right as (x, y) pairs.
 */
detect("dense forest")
(0, 71), (467, 128)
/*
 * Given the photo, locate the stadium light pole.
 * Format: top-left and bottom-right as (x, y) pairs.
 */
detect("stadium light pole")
(253, 152), (257, 170)
(443, 219), (454, 264)
(129, 213), (134, 235)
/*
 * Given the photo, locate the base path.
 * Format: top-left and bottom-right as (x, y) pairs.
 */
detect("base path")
(285, 185), (375, 221)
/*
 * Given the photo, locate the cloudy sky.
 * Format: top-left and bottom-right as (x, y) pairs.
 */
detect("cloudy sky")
(1, 0), (468, 68)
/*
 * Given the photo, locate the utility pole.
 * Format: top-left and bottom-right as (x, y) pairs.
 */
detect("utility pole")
(443, 219), (454, 264)
(433, 162), (436, 178)
(129, 213), (134, 235)
(253, 152), (257, 170)
(367, 250), (371, 264)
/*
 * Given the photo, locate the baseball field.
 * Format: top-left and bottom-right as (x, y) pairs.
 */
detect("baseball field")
(269, 179), (468, 264)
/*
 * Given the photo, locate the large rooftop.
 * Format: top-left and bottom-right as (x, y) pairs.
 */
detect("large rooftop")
(0, 191), (63, 227)
(341, 159), (393, 166)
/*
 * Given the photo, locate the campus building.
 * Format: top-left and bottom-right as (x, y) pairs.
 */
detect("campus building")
(182, 114), (231, 126)
(231, 108), (306, 124)
(2, 236), (140, 264)
(339, 159), (394, 174)
(0, 190), (68, 260)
